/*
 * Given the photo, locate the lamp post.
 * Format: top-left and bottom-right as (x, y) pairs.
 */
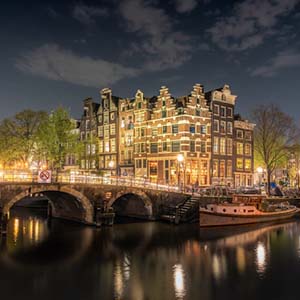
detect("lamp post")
(257, 167), (263, 193)
(177, 154), (184, 192)
(297, 170), (300, 190)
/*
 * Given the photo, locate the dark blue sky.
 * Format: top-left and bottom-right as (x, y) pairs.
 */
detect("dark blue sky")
(1, 0), (300, 121)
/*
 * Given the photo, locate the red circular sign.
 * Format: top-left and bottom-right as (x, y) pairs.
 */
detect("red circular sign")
(39, 170), (50, 181)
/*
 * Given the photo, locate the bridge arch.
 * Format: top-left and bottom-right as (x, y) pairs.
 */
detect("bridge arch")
(108, 191), (153, 219)
(3, 185), (94, 224)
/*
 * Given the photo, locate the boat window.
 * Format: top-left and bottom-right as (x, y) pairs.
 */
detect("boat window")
(211, 207), (214, 211)
(248, 210), (254, 213)
(223, 209), (226, 212)
(243, 209), (246, 213)
(234, 209), (237, 213)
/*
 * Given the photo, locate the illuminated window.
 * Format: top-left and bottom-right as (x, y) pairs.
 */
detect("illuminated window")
(98, 115), (102, 123)
(104, 125), (109, 138)
(110, 112), (115, 120)
(245, 143), (252, 155)
(213, 160), (218, 177)
(104, 113), (109, 124)
(227, 138), (232, 155)
(105, 141), (110, 152)
(237, 142), (244, 155)
(121, 118), (125, 128)
(227, 160), (232, 177)
(213, 137), (219, 154)
(236, 158), (243, 169)
(220, 160), (225, 177)
(220, 138), (226, 155)
(91, 144), (96, 154)
(111, 139), (116, 152)
(110, 124), (116, 135)
(245, 159), (251, 170)
(99, 141), (103, 153)
(98, 126), (103, 137)
(152, 127), (158, 136)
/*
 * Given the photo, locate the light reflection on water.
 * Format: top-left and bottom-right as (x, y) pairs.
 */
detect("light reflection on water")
(1, 209), (300, 300)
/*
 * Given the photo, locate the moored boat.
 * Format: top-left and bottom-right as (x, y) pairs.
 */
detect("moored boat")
(200, 194), (299, 227)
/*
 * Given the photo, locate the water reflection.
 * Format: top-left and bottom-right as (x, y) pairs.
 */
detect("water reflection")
(173, 264), (186, 299)
(255, 242), (267, 275)
(1, 209), (300, 300)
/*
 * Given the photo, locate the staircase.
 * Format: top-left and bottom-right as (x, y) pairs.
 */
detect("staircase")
(160, 196), (199, 224)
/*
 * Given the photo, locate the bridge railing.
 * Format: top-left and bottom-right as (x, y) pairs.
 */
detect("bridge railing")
(0, 169), (182, 193)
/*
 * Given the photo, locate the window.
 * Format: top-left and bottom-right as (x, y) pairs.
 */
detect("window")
(227, 138), (232, 155)
(227, 122), (233, 134)
(196, 109), (200, 116)
(190, 141), (195, 152)
(143, 159), (147, 168)
(220, 121), (226, 133)
(104, 125), (109, 138)
(220, 138), (226, 155)
(98, 126), (103, 137)
(213, 137), (219, 154)
(111, 139), (116, 152)
(137, 102), (142, 109)
(245, 131), (252, 140)
(172, 141), (180, 152)
(245, 159), (251, 170)
(220, 106), (226, 117)
(213, 160), (218, 177)
(162, 99), (166, 106)
(149, 162), (157, 175)
(213, 120), (219, 132)
(245, 143), (252, 155)
(213, 104), (219, 115)
(237, 142), (244, 155)
(105, 141), (110, 152)
(200, 125), (206, 134)
(141, 143), (145, 153)
(227, 160), (232, 177)
(110, 112), (115, 120)
(91, 144), (96, 154)
(200, 141), (206, 153)
(141, 128), (145, 137)
(162, 110), (167, 118)
(121, 118), (125, 128)
(190, 124), (195, 134)
(236, 158), (243, 169)
(237, 130), (244, 139)
(162, 125), (167, 134)
(165, 160), (169, 168)
(99, 141), (103, 153)
(163, 142), (168, 152)
(110, 124), (116, 135)
(86, 144), (90, 155)
(150, 143), (158, 153)
(104, 113), (109, 124)
(152, 127), (158, 136)
(172, 124), (179, 134)
(98, 115), (102, 123)
(227, 107), (233, 117)
(220, 160), (225, 177)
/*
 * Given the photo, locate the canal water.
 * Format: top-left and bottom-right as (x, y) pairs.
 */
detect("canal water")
(1, 208), (300, 300)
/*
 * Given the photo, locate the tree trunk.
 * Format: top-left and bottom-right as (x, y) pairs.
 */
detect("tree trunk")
(267, 168), (271, 196)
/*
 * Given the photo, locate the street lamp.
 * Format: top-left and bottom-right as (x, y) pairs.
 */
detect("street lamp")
(177, 154), (184, 192)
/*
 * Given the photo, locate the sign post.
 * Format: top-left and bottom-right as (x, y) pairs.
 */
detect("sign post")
(38, 170), (52, 183)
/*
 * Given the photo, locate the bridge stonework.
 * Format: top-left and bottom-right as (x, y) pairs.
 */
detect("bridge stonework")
(0, 183), (188, 225)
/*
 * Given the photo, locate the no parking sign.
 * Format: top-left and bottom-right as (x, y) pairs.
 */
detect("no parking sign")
(38, 170), (52, 183)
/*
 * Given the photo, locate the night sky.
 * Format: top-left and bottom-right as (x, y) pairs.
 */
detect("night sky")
(1, 0), (300, 121)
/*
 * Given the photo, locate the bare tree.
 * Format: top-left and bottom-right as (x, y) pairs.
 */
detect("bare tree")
(252, 104), (299, 195)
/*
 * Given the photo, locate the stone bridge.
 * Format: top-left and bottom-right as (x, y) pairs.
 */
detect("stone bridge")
(0, 183), (189, 225)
